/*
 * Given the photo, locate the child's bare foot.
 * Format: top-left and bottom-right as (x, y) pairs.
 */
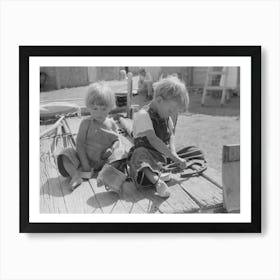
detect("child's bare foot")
(155, 179), (170, 198)
(70, 175), (83, 190)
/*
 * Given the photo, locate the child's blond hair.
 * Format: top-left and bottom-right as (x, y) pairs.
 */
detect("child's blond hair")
(85, 82), (116, 110)
(154, 76), (189, 112)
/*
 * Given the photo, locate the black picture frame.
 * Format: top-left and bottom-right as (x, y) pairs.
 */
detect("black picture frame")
(20, 46), (261, 233)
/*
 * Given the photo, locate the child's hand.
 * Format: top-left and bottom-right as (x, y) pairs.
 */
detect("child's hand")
(175, 157), (187, 170)
(101, 148), (113, 160)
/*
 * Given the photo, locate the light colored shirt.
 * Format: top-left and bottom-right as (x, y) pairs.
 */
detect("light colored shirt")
(133, 107), (174, 138)
(133, 108), (154, 138)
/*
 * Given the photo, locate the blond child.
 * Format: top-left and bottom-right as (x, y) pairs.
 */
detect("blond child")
(128, 76), (189, 197)
(57, 82), (120, 189)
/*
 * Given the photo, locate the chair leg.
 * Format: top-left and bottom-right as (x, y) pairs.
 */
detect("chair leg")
(220, 67), (229, 106)
(201, 68), (210, 106)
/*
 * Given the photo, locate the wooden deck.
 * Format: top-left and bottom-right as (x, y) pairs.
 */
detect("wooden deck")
(40, 117), (224, 214)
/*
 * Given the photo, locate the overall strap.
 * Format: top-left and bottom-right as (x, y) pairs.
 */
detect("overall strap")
(85, 118), (91, 139)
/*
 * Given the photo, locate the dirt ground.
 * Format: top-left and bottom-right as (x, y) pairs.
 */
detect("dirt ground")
(40, 77), (240, 173)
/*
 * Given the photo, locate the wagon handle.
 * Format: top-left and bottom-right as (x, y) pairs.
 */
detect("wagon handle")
(40, 115), (65, 139)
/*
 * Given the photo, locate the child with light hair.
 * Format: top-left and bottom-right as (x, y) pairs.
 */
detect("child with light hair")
(57, 82), (120, 189)
(128, 76), (189, 197)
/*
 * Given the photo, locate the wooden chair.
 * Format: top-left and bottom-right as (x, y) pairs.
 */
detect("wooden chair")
(201, 67), (230, 106)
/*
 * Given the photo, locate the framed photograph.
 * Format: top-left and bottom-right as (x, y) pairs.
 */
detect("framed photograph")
(20, 46), (261, 233)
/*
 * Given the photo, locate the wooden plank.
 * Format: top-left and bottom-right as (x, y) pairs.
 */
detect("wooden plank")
(109, 200), (131, 213)
(40, 158), (54, 213)
(57, 177), (97, 213)
(222, 144), (240, 212)
(40, 125), (54, 213)
(201, 167), (223, 189)
(121, 178), (176, 213)
(40, 154), (68, 213)
(120, 181), (155, 213)
(40, 132), (68, 213)
(99, 181), (145, 213)
(137, 179), (200, 213)
(92, 207), (103, 214)
(111, 188), (145, 214)
(179, 175), (223, 209)
(88, 178), (127, 213)
(222, 161), (240, 212)
(162, 182), (200, 213)
(138, 186), (176, 213)
(223, 144), (240, 162)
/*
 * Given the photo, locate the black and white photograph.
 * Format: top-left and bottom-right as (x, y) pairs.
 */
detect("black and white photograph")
(39, 66), (240, 213)
(20, 46), (260, 232)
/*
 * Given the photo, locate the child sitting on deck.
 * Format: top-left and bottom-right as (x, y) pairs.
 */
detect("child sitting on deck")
(57, 82), (120, 190)
(128, 76), (189, 198)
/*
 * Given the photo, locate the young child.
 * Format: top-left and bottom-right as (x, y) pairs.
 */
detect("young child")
(128, 76), (189, 197)
(137, 68), (154, 99)
(57, 82), (120, 189)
